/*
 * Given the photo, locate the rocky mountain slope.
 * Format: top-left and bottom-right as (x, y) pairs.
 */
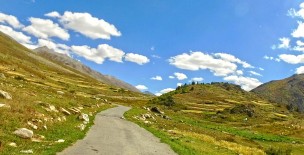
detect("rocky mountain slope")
(34, 46), (140, 92)
(252, 74), (304, 112)
(0, 31), (146, 154)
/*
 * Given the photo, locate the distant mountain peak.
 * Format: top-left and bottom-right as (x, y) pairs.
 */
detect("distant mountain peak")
(34, 46), (140, 92)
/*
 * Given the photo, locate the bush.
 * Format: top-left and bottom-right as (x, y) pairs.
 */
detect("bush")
(265, 147), (291, 155)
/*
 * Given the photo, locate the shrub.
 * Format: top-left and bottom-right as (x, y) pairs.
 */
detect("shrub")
(265, 147), (291, 155)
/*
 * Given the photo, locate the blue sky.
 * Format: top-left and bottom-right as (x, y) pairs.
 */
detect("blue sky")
(1, 0), (304, 95)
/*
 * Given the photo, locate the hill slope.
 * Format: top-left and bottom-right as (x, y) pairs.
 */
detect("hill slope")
(252, 74), (304, 112)
(33, 46), (140, 92)
(0, 31), (146, 154)
(126, 82), (304, 154)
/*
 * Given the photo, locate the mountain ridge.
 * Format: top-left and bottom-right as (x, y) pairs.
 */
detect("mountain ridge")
(33, 46), (140, 92)
(252, 73), (304, 112)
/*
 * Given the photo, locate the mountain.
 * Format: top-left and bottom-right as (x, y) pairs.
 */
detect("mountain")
(0, 31), (145, 154)
(149, 82), (289, 118)
(143, 91), (155, 96)
(252, 74), (304, 112)
(33, 46), (140, 92)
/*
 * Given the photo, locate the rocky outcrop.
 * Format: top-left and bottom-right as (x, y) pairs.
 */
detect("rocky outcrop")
(13, 128), (33, 139)
(0, 90), (12, 100)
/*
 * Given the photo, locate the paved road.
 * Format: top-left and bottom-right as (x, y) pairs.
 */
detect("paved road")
(58, 106), (176, 155)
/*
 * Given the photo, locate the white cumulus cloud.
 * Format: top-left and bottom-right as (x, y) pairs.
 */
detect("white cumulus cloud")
(71, 44), (125, 64)
(279, 54), (304, 64)
(223, 75), (262, 91)
(169, 76), (175, 79)
(125, 53), (150, 65)
(0, 13), (24, 28)
(0, 25), (32, 44)
(296, 66), (304, 74)
(191, 77), (204, 82)
(214, 53), (253, 68)
(23, 17), (69, 40)
(169, 52), (238, 76)
(47, 11), (121, 40)
(37, 39), (70, 55)
(174, 72), (187, 80)
(135, 85), (148, 91)
(151, 76), (162, 81)
(160, 88), (175, 94)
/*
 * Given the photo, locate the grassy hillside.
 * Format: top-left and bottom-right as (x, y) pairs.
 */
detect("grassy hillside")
(0, 32), (148, 154)
(126, 82), (304, 155)
(252, 74), (304, 113)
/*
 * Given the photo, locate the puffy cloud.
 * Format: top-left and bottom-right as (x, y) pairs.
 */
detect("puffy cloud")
(292, 21), (304, 38)
(236, 70), (243, 75)
(177, 83), (183, 86)
(249, 71), (262, 76)
(37, 39), (70, 55)
(45, 11), (61, 18)
(277, 37), (290, 49)
(214, 53), (253, 68)
(0, 25), (32, 44)
(0, 13), (24, 28)
(191, 77), (204, 82)
(174, 72), (187, 80)
(160, 88), (175, 94)
(71, 44), (125, 64)
(23, 17), (69, 40)
(169, 52), (238, 76)
(279, 54), (304, 64)
(296, 66), (304, 74)
(47, 11), (121, 40)
(223, 75), (262, 91)
(135, 85), (148, 91)
(288, 3), (304, 18)
(169, 76), (175, 79)
(125, 53), (150, 65)
(151, 76), (162, 81)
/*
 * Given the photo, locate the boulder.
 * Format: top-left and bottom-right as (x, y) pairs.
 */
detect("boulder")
(0, 73), (5, 79)
(20, 149), (33, 154)
(0, 90), (12, 100)
(79, 113), (89, 123)
(57, 91), (65, 95)
(60, 107), (71, 115)
(8, 142), (17, 147)
(0, 103), (11, 108)
(13, 128), (33, 139)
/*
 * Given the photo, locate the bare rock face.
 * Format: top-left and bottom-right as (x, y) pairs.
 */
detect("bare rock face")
(0, 90), (12, 100)
(13, 128), (33, 139)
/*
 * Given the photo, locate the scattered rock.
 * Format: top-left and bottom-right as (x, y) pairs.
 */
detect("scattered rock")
(120, 116), (125, 119)
(163, 115), (171, 120)
(27, 122), (38, 130)
(8, 142), (17, 147)
(57, 91), (65, 95)
(43, 125), (47, 130)
(56, 139), (65, 143)
(89, 112), (93, 116)
(77, 124), (86, 131)
(144, 121), (151, 124)
(0, 103), (11, 108)
(69, 107), (81, 114)
(0, 73), (6, 79)
(13, 128), (33, 139)
(151, 107), (164, 114)
(0, 90), (12, 100)
(60, 107), (71, 115)
(79, 113), (89, 123)
(20, 149), (33, 154)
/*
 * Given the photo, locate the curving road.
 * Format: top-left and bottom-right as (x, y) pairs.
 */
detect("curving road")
(58, 106), (176, 155)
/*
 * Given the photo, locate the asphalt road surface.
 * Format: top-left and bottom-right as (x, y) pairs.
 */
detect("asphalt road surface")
(58, 105), (177, 155)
